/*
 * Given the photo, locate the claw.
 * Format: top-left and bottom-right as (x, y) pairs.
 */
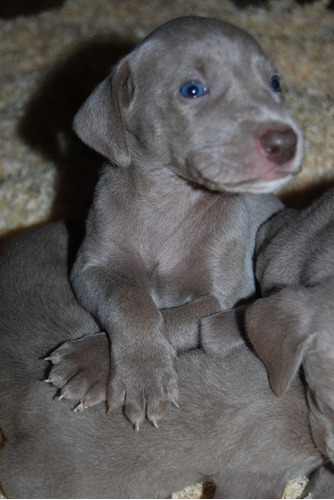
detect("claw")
(170, 398), (179, 408)
(53, 393), (64, 401)
(44, 355), (56, 362)
(73, 400), (87, 412)
(150, 417), (159, 429)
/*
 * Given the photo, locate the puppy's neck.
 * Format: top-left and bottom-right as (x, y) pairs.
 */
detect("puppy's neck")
(127, 161), (222, 211)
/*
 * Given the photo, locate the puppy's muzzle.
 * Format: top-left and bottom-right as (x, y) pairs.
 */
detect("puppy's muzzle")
(258, 126), (297, 167)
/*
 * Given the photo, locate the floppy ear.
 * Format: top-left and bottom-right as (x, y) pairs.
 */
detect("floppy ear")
(73, 58), (131, 167)
(245, 288), (316, 397)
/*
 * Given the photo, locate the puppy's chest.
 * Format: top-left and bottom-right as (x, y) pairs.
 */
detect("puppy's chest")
(118, 194), (250, 308)
(149, 253), (210, 309)
(136, 223), (226, 308)
(139, 224), (201, 276)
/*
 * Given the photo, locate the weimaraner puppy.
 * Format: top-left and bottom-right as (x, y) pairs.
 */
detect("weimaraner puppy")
(0, 221), (325, 499)
(201, 187), (334, 497)
(47, 16), (303, 429)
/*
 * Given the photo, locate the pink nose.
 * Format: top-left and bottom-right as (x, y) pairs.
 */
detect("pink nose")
(259, 127), (297, 166)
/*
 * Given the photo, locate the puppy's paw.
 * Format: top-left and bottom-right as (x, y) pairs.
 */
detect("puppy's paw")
(45, 332), (109, 409)
(107, 341), (178, 430)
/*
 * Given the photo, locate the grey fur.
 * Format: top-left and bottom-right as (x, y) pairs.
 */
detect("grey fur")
(0, 221), (323, 498)
(201, 188), (334, 497)
(248, 188), (334, 461)
(56, 16), (303, 428)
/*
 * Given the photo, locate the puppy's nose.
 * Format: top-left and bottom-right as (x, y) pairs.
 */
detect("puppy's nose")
(259, 127), (297, 165)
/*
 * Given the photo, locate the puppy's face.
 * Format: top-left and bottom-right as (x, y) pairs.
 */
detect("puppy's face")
(74, 17), (304, 194)
(123, 17), (303, 193)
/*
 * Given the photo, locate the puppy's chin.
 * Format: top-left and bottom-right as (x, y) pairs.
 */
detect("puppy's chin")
(225, 174), (294, 194)
(182, 155), (300, 194)
(195, 171), (294, 194)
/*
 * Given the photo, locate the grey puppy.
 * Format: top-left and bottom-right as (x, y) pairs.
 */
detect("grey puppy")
(49, 16), (303, 428)
(201, 188), (334, 497)
(0, 221), (324, 499)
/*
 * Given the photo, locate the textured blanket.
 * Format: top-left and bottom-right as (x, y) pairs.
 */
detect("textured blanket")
(0, 0), (333, 497)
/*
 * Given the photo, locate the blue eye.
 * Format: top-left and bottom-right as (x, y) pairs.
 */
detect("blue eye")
(180, 81), (207, 98)
(270, 75), (281, 93)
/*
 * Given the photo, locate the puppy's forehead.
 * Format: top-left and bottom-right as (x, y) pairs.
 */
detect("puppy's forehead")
(147, 17), (257, 44)
(132, 17), (270, 75)
(149, 18), (262, 54)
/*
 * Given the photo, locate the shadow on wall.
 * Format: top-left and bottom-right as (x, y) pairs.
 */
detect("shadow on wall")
(280, 182), (334, 209)
(18, 37), (135, 221)
(0, 0), (66, 18)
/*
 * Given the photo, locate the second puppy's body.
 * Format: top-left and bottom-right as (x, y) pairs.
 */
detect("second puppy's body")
(202, 188), (334, 496)
(0, 221), (322, 499)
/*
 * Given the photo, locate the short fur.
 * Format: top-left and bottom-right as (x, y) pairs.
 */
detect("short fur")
(0, 221), (323, 498)
(201, 188), (334, 496)
(54, 16), (303, 428)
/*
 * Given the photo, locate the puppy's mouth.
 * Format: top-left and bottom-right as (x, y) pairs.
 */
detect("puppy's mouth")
(220, 169), (296, 194)
(187, 163), (298, 194)
(183, 121), (303, 194)
(205, 177), (291, 194)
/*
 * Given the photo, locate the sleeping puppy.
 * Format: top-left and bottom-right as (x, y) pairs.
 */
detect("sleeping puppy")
(0, 221), (324, 499)
(201, 187), (334, 497)
(50, 15), (303, 428)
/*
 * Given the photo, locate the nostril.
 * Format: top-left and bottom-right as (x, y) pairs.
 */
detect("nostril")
(259, 127), (297, 165)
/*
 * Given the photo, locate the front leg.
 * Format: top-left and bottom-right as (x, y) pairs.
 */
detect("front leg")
(72, 263), (178, 429)
(162, 296), (221, 352)
(45, 297), (220, 422)
(200, 305), (246, 358)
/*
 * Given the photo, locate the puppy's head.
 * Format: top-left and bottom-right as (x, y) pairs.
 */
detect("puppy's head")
(255, 190), (334, 295)
(74, 16), (303, 193)
(245, 283), (334, 462)
(253, 207), (303, 295)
